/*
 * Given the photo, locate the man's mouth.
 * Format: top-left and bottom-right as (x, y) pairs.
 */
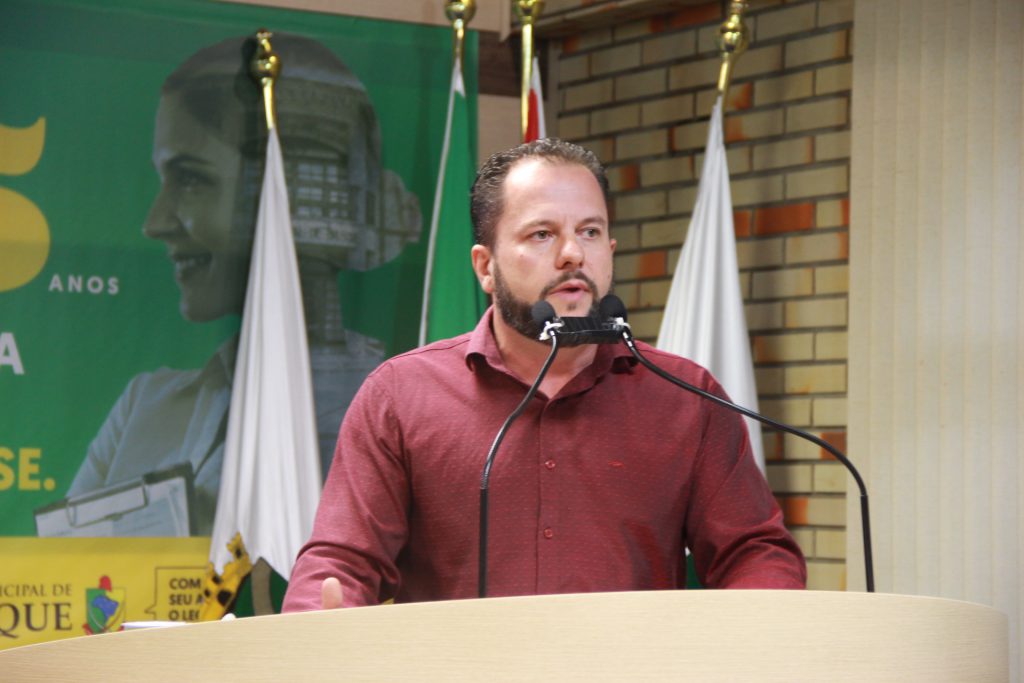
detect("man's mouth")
(549, 280), (590, 296)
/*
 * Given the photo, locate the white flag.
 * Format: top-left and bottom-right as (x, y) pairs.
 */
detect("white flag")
(209, 129), (321, 578)
(657, 96), (764, 472)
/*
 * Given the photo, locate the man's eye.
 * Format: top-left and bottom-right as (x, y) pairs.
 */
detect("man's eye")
(581, 227), (601, 238)
(531, 230), (551, 240)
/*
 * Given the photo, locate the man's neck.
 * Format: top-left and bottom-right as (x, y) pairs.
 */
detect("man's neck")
(491, 312), (598, 398)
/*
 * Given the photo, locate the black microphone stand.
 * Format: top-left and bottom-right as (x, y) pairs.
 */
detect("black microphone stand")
(478, 316), (561, 598)
(615, 318), (875, 593)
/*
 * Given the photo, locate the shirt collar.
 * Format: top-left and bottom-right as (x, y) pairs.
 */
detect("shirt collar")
(465, 306), (506, 372)
(214, 335), (238, 382)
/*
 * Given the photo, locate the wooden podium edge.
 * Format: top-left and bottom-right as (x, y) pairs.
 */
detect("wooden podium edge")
(0, 590), (1009, 682)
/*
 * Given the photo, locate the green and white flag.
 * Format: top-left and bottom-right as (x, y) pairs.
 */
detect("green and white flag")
(208, 128), (321, 580)
(418, 56), (485, 345)
(657, 95), (764, 472)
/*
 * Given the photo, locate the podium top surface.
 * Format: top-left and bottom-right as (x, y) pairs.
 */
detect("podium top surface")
(0, 590), (1009, 682)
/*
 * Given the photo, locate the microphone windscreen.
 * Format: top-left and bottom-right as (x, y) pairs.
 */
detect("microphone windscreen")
(599, 294), (628, 321)
(531, 300), (557, 327)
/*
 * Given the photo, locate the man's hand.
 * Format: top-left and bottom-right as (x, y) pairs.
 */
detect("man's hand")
(321, 576), (344, 610)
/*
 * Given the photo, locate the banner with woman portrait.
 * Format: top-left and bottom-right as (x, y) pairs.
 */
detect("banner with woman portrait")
(0, 0), (476, 647)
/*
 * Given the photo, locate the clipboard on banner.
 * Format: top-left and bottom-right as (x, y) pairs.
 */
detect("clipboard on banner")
(34, 464), (196, 537)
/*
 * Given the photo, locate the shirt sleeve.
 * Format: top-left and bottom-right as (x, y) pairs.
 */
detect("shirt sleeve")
(282, 364), (410, 611)
(684, 373), (807, 589)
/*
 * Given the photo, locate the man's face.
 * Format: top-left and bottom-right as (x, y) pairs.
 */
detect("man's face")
(472, 158), (616, 340)
(144, 93), (251, 322)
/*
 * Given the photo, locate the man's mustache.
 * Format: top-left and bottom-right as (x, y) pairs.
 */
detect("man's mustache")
(540, 271), (600, 298)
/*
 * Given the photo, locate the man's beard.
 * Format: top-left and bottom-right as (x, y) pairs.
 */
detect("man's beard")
(492, 266), (606, 347)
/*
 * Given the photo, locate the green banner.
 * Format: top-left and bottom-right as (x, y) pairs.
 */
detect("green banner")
(0, 0), (477, 644)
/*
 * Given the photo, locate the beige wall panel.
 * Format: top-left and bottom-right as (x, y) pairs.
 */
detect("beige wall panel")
(849, 0), (1023, 679)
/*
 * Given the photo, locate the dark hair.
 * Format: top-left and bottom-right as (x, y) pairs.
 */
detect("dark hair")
(470, 138), (610, 248)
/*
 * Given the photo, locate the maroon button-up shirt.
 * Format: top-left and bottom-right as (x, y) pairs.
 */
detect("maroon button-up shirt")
(283, 309), (805, 610)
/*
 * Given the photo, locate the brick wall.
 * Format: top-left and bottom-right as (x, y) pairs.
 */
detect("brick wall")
(551, 0), (853, 590)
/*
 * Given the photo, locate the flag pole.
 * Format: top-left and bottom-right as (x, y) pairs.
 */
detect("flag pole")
(446, 0), (476, 67)
(253, 30), (280, 131)
(199, 29), (286, 621)
(514, 0), (544, 141)
(417, 2), (481, 348)
(715, 1), (750, 102)
(249, 28), (282, 617)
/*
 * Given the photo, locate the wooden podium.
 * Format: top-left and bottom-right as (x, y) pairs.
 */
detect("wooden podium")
(0, 591), (1008, 681)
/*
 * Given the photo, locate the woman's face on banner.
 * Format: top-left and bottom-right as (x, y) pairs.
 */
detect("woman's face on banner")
(143, 92), (251, 322)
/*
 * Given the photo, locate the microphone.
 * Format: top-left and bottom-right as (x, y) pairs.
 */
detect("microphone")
(606, 295), (876, 593)
(478, 301), (561, 598)
(599, 292), (628, 322)
(538, 295), (627, 345)
(531, 300), (559, 338)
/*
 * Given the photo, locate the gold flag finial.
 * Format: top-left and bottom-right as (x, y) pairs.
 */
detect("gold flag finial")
(515, 0), (545, 141)
(252, 29), (281, 131)
(446, 1), (477, 65)
(716, 1), (750, 98)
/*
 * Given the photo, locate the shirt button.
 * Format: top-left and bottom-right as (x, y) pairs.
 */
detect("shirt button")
(544, 459), (556, 470)
(543, 528), (554, 539)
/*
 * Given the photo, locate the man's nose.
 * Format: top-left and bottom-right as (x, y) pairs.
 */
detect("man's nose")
(556, 234), (585, 269)
(142, 186), (181, 240)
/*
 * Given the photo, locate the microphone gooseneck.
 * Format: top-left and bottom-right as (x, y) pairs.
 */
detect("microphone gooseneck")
(478, 301), (561, 598)
(614, 315), (875, 593)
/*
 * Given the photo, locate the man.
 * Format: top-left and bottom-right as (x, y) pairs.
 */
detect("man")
(283, 139), (805, 610)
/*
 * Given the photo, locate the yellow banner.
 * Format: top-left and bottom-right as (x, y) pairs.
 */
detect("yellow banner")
(0, 537), (208, 649)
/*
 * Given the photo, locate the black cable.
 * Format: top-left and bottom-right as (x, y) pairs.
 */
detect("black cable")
(618, 325), (875, 593)
(478, 332), (560, 598)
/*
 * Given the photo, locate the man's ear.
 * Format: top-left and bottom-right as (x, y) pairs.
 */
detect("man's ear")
(471, 244), (495, 295)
